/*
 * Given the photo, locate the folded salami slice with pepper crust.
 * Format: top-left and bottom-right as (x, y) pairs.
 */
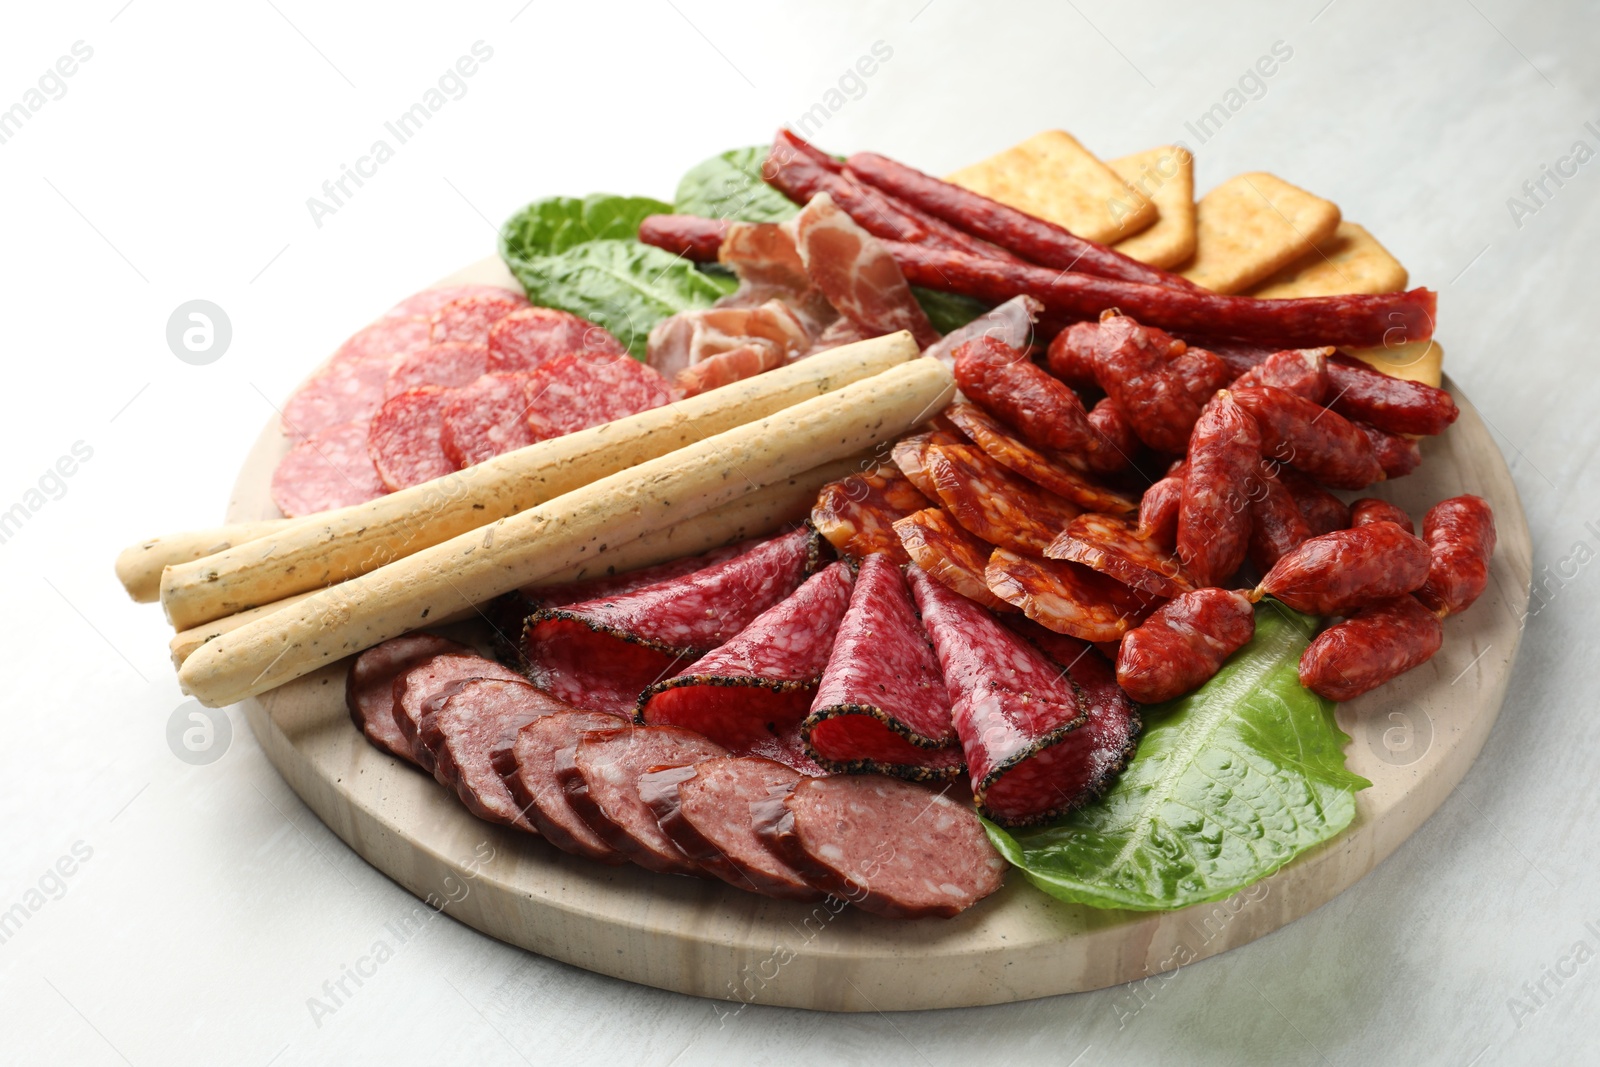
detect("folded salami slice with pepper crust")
(986, 547), (1157, 643)
(1046, 513), (1196, 597)
(924, 443), (1082, 556)
(559, 725), (728, 875)
(809, 464), (931, 563)
(1002, 617), (1142, 807)
(893, 507), (1015, 613)
(941, 403), (1138, 516)
(347, 633), (470, 763)
(639, 757), (824, 901)
(431, 678), (574, 831)
(910, 565), (1115, 827)
(753, 774), (1006, 918)
(518, 537), (760, 612)
(392, 653), (527, 773)
(638, 563), (855, 759)
(804, 555), (962, 781)
(502, 711), (630, 864)
(523, 528), (816, 716)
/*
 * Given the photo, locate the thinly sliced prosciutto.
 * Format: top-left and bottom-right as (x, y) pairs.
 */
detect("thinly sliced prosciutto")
(645, 300), (810, 395)
(788, 193), (941, 349)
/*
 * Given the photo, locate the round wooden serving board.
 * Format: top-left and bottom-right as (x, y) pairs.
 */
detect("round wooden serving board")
(231, 259), (1532, 1011)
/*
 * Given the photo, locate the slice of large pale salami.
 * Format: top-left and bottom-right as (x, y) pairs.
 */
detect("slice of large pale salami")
(281, 317), (436, 439)
(754, 774), (1006, 918)
(638, 757), (824, 901)
(391, 653), (526, 773)
(332, 316), (435, 366)
(385, 284), (520, 321)
(346, 633), (470, 763)
(429, 291), (530, 345)
(804, 554), (962, 781)
(501, 710), (629, 863)
(522, 528), (817, 716)
(367, 386), (457, 491)
(439, 372), (536, 469)
(558, 725), (728, 875)
(429, 678), (572, 831)
(637, 562), (854, 761)
(281, 354), (398, 440)
(893, 507), (1015, 613)
(270, 421), (388, 517)
(385, 341), (489, 398)
(487, 306), (626, 373)
(809, 463), (931, 564)
(524, 353), (675, 442)
(910, 563), (1114, 827)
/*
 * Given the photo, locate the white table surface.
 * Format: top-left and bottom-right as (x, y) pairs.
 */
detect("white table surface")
(2, 1), (1595, 1063)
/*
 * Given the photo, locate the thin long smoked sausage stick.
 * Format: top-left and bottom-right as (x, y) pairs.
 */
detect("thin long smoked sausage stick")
(633, 217), (1438, 352)
(177, 359), (955, 708)
(883, 242), (1437, 351)
(763, 130), (1026, 264)
(845, 150), (1202, 290)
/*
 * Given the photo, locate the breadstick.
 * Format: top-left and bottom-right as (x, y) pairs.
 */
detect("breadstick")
(159, 333), (916, 630)
(166, 452), (869, 668)
(178, 359), (953, 706)
(115, 519), (295, 603)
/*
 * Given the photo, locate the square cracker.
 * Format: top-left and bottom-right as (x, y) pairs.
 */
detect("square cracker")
(1343, 339), (1443, 388)
(1248, 221), (1408, 298)
(1180, 173), (1341, 293)
(1109, 146), (1196, 269)
(945, 130), (1157, 244)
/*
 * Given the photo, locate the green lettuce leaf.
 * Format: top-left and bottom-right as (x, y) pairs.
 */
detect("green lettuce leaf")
(674, 145), (798, 223)
(986, 603), (1371, 912)
(911, 286), (988, 334)
(501, 194), (674, 259)
(500, 194), (735, 358)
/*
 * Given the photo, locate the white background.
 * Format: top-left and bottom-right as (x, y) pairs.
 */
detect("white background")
(2, 1), (1597, 1063)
